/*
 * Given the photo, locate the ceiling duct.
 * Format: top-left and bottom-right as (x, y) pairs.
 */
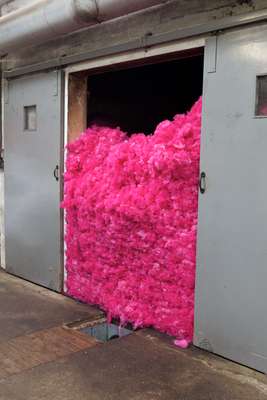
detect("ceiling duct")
(0, 0), (167, 55)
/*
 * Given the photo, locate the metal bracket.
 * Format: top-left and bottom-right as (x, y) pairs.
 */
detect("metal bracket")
(53, 165), (59, 181)
(206, 35), (218, 73)
(199, 172), (206, 194)
(140, 32), (153, 51)
(3, 79), (9, 104)
(53, 71), (59, 97)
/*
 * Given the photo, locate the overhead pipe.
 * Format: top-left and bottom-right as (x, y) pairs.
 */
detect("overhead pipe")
(0, 0), (167, 55)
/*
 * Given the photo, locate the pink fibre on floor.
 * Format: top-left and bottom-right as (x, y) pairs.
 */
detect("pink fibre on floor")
(62, 98), (202, 343)
(174, 339), (190, 349)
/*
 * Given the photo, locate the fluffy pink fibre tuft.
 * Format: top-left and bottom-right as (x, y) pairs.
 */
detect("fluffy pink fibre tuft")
(62, 97), (202, 342)
(174, 339), (190, 349)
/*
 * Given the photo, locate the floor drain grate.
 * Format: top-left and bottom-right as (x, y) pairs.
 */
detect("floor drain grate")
(80, 322), (133, 342)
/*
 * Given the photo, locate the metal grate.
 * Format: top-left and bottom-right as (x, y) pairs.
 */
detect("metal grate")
(80, 322), (133, 342)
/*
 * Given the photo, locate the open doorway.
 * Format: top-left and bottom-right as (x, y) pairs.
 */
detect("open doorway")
(65, 50), (204, 343)
(87, 55), (204, 135)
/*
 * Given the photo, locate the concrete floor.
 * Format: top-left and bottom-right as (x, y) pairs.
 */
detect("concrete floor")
(1, 270), (267, 399)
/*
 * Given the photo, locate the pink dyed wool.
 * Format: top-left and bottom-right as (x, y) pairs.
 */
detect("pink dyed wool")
(63, 98), (201, 342)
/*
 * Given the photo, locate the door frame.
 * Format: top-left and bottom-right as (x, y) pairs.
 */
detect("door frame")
(0, 36), (206, 291)
(63, 36), (206, 290)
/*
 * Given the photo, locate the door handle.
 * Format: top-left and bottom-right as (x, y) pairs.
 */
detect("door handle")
(53, 165), (59, 181)
(199, 171), (206, 194)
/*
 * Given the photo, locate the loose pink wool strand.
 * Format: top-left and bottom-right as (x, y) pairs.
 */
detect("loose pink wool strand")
(62, 98), (202, 343)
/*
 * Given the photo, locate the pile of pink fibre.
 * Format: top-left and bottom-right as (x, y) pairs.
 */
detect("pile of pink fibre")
(62, 98), (201, 343)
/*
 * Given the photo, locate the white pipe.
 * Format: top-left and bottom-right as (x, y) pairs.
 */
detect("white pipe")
(0, 0), (167, 55)
(96, 0), (166, 21)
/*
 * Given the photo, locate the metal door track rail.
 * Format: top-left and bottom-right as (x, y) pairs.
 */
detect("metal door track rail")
(4, 8), (267, 78)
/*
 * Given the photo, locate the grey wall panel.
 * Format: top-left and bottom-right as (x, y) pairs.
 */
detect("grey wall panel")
(4, 71), (62, 291)
(194, 27), (267, 373)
